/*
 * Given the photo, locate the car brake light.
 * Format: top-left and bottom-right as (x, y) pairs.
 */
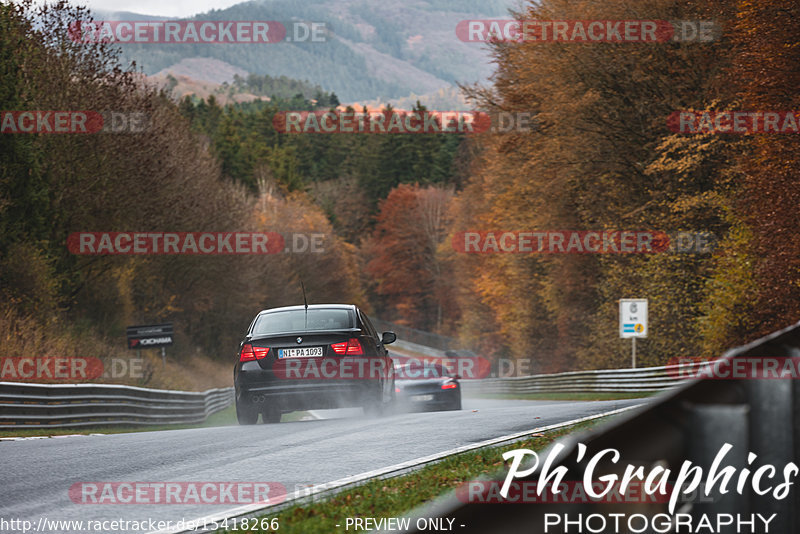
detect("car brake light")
(395, 387), (401, 393)
(331, 338), (363, 355)
(346, 338), (363, 355)
(441, 382), (457, 389)
(240, 344), (255, 362)
(240, 344), (269, 362)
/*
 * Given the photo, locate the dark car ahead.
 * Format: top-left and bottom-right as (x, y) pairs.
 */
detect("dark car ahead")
(234, 304), (396, 424)
(394, 361), (461, 412)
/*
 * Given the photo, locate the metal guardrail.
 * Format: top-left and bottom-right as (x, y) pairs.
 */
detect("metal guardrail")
(0, 360), (695, 430)
(401, 320), (800, 534)
(459, 362), (708, 395)
(380, 318), (700, 393)
(0, 382), (234, 429)
(377, 318), (698, 394)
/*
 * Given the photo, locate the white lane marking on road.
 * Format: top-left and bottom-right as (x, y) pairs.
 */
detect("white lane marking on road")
(307, 408), (363, 420)
(148, 404), (642, 534)
(0, 433), (106, 441)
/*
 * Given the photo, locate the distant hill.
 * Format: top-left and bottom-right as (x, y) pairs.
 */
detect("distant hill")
(154, 57), (248, 84)
(148, 67), (471, 110)
(149, 71), (267, 106)
(95, 0), (516, 103)
(359, 86), (470, 111)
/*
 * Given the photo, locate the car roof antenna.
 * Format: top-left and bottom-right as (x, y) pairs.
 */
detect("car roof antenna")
(301, 280), (308, 328)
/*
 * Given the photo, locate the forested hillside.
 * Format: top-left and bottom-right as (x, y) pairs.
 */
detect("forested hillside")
(0, 2), (366, 387)
(102, 0), (514, 102)
(1, 0), (799, 386)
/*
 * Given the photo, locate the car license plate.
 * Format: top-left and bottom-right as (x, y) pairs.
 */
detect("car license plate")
(411, 394), (434, 402)
(278, 347), (323, 358)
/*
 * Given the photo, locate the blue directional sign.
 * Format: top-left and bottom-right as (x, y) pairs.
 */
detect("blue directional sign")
(619, 300), (647, 338)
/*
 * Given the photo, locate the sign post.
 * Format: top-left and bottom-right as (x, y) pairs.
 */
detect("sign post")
(619, 299), (647, 368)
(126, 323), (173, 366)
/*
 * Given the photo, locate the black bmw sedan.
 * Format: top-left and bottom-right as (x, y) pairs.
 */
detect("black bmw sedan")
(234, 304), (396, 424)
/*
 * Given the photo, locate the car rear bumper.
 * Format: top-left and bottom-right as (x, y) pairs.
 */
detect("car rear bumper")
(397, 389), (460, 410)
(236, 368), (381, 411)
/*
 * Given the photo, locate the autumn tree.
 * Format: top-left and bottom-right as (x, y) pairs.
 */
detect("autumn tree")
(449, 0), (732, 370)
(364, 184), (456, 331)
(0, 1), (366, 369)
(721, 0), (800, 339)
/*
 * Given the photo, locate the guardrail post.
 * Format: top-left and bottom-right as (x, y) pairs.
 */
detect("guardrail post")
(688, 404), (749, 533)
(746, 378), (794, 533)
(794, 374), (800, 531)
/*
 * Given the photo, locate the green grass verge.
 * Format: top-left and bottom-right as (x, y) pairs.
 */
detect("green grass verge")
(0, 407), (326, 438)
(0, 404), (238, 438)
(236, 418), (606, 533)
(471, 392), (657, 402)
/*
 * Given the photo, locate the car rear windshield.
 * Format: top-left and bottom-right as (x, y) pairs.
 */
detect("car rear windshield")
(397, 362), (449, 378)
(252, 309), (354, 336)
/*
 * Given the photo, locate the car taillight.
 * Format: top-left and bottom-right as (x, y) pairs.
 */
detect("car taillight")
(347, 338), (364, 355)
(395, 387), (401, 393)
(240, 344), (269, 362)
(331, 338), (363, 355)
(441, 382), (457, 389)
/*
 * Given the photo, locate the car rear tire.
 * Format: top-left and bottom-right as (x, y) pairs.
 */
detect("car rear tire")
(363, 403), (382, 417)
(448, 395), (462, 411)
(236, 399), (259, 425)
(363, 386), (394, 417)
(262, 407), (281, 424)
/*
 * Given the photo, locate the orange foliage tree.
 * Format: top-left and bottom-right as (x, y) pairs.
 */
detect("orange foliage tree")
(364, 184), (456, 331)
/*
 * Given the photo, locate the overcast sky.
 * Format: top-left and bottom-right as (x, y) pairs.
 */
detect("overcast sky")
(65, 0), (244, 17)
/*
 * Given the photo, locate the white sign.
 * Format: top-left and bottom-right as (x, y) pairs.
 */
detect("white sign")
(620, 299), (647, 338)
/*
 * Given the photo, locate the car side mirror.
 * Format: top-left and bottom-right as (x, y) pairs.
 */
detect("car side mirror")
(381, 331), (397, 345)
